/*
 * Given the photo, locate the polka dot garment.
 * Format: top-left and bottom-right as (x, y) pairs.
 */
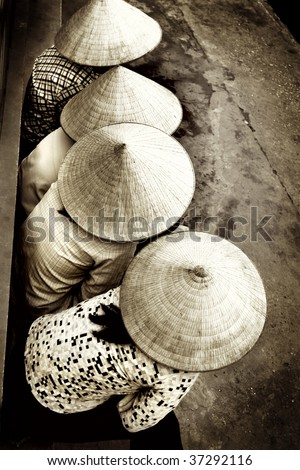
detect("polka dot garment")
(25, 288), (199, 432)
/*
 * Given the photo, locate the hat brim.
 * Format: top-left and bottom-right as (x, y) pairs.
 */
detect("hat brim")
(120, 231), (267, 371)
(57, 123), (195, 242)
(60, 66), (183, 139)
(54, 0), (162, 66)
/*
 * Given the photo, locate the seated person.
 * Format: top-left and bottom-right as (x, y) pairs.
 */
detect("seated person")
(25, 287), (199, 433)
(20, 0), (162, 158)
(19, 181), (137, 316)
(24, 230), (267, 434)
(20, 123), (195, 316)
(18, 64), (183, 217)
(18, 127), (74, 217)
(20, 45), (102, 159)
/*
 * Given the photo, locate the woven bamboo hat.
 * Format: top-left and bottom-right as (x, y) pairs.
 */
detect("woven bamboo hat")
(120, 231), (267, 371)
(60, 66), (183, 140)
(57, 123), (195, 242)
(54, 0), (162, 66)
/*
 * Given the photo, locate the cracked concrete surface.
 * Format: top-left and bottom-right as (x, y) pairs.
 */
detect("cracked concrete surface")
(127, 0), (300, 449)
(178, 0), (300, 210)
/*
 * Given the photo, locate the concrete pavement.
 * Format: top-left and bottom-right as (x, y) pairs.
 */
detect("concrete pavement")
(136, 0), (300, 449)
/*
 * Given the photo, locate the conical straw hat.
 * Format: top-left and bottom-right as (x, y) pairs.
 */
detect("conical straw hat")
(120, 231), (267, 371)
(54, 0), (162, 66)
(57, 123), (195, 242)
(60, 66), (183, 139)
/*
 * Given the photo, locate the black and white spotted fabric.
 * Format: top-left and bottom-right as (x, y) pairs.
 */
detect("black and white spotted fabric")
(25, 287), (199, 432)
